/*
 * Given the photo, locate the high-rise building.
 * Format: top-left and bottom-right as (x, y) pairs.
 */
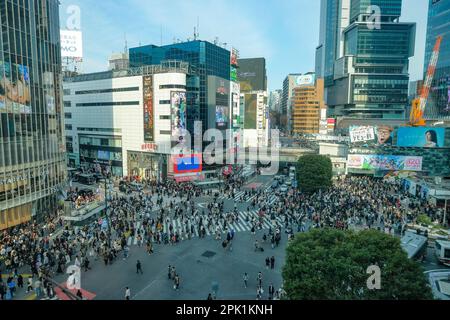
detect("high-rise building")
(269, 90), (282, 112)
(237, 58), (267, 92)
(281, 73), (306, 131)
(321, 0), (416, 120)
(291, 77), (326, 134)
(129, 41), (230, 134)
(0, 0), (66, 229)
(423, 0), (450, 119)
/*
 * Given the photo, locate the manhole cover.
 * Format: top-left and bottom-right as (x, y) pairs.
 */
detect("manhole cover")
(201, 251), (216, 258)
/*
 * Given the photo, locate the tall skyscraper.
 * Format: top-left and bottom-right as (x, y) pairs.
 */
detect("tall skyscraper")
(319, 0), (416, 120)
(129, 41), (231, 134)
(0, 0), (66, 229)
(423, 0), (450, 119)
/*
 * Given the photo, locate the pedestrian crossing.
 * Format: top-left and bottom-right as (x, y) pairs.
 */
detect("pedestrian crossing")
(126, 210), (285, 246)
(215, 191), (278, 205)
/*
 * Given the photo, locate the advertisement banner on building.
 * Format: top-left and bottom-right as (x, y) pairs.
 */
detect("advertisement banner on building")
(244, 94), (257, 129)
(143, 76), (154, 142)
(172, 154), (202, 174)
(294, 74), (315, 87)
(216, 105), (229, 129)
(397, 127), (446, 148)
(0, 61), (31, 113)
(170, 91), (187, 137)
(349, 126), (376, 143)
(231, 48), (239, 67)
(230, 67), (237, 82)
(60, 30), (83, 59)
(347, 155), (423, 171)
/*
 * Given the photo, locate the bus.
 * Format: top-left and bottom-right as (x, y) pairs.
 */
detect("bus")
(435, 239), (450, 266)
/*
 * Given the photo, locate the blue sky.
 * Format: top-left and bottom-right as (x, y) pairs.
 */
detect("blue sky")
(59, 0), (429, 91)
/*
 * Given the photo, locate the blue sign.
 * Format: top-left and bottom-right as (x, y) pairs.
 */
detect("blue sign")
(397, 127), (446, 148)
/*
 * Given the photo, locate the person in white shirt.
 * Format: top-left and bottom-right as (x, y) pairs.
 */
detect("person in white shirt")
(125, 287), (131, 300)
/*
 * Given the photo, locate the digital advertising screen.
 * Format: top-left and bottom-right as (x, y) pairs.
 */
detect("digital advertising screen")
(216, 105), (229, 129)
(170, 91), (187, 137)
(347, 155), (423, 172)
(244, 94), (257, 129)
(397, 127), (446, 148)
(0, 61), (31, 113)
(173, 154), (202, 174)
(143, 76), (154, 142)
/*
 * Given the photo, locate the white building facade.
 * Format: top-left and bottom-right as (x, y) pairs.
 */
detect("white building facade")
(63, 66), (189, 181)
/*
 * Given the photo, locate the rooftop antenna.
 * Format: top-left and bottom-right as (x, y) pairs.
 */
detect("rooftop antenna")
(124, 33), (128, 54)
(160, 24), (163, 45)
(196, 16), (200, 39)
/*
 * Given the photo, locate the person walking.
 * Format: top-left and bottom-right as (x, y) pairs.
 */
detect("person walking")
(125, 287), (131, 300)
(136, 260), (143, 274)
(268, 283), (275, 300)
(270, 256), (275, 270)
(207, 293), (213, 300)
(243, 273), (249, 288)
(76, 289), (83, 300)
(265, 257), (270, 269)
(168, 265), (172, 280)
(174, 274), (180, 290)
(26, 277), (33, 293)
(257, 272), (263, 287)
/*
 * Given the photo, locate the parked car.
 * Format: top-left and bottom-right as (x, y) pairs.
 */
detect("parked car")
(280, 184), (288, 193)
(271, 181), (279, 189)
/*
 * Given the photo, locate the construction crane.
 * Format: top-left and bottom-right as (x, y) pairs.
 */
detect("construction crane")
(409, 36), (442, 126)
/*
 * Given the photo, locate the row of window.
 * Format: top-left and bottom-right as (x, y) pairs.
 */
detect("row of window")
(74, 87), (139, 95)
(76, 101), (139, 107)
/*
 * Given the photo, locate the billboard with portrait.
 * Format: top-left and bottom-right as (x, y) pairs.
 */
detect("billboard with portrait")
(348, 125), (394, 145)
(244, 93), (257, 129)
(171, 91), (187, 137)
(397, 127), (446, 148)
(0, 61), (31, 113)
(347, 155), (423, 171)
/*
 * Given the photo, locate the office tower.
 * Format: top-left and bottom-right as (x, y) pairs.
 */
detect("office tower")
(0, 0), (66, 229)
(423, 0), (450, 119)
(129, 41), (231, 134)
(321, 0), (416, 120)
(291, 77), (326, 134)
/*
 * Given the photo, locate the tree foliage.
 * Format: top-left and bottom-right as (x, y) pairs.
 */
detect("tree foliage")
(296, 154), (332, 193)
(282, 228), (433, 300)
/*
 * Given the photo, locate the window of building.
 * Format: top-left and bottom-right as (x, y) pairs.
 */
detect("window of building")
(65, 124), (73, 130)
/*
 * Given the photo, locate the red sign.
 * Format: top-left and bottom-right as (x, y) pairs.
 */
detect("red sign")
(141, 143), (158, 152)
(173, 154), (202, 174)
(327, 118), (336, 124)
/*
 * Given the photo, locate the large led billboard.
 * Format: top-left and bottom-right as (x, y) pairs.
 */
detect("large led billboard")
(171, 91), (187, 137)
(173, 154), (202, 174)
(349, 125), (394, 145)
(294, 74), (315, 87)
(216, 106), (229, 129)
(0, 61), (31, 113)
(244, 94), (257, 129)
(238, 58), (266, 92)
(347, 155), (423, 171)
(397, 127), (446, 148)
(143, 76), (154, 142)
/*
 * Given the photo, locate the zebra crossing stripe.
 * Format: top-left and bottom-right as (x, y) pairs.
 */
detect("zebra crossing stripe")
(232, 222), (242, 232)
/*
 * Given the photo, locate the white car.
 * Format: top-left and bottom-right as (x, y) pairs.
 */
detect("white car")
(280, 185), (288, 192)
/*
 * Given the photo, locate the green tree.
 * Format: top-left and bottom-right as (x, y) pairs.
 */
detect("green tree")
(296, 154), (332, 193)
(282, 228), (433, 300)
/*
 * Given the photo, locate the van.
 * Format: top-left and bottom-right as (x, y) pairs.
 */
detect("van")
(435, 239), (450, 266)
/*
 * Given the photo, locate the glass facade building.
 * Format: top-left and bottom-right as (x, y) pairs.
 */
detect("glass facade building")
(0, 0), (66, 229)
(350, 0), (402, 23)
(423, 0), (450, 119)
(323, 0), (415, 119)
(130, 41), (230, 132)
